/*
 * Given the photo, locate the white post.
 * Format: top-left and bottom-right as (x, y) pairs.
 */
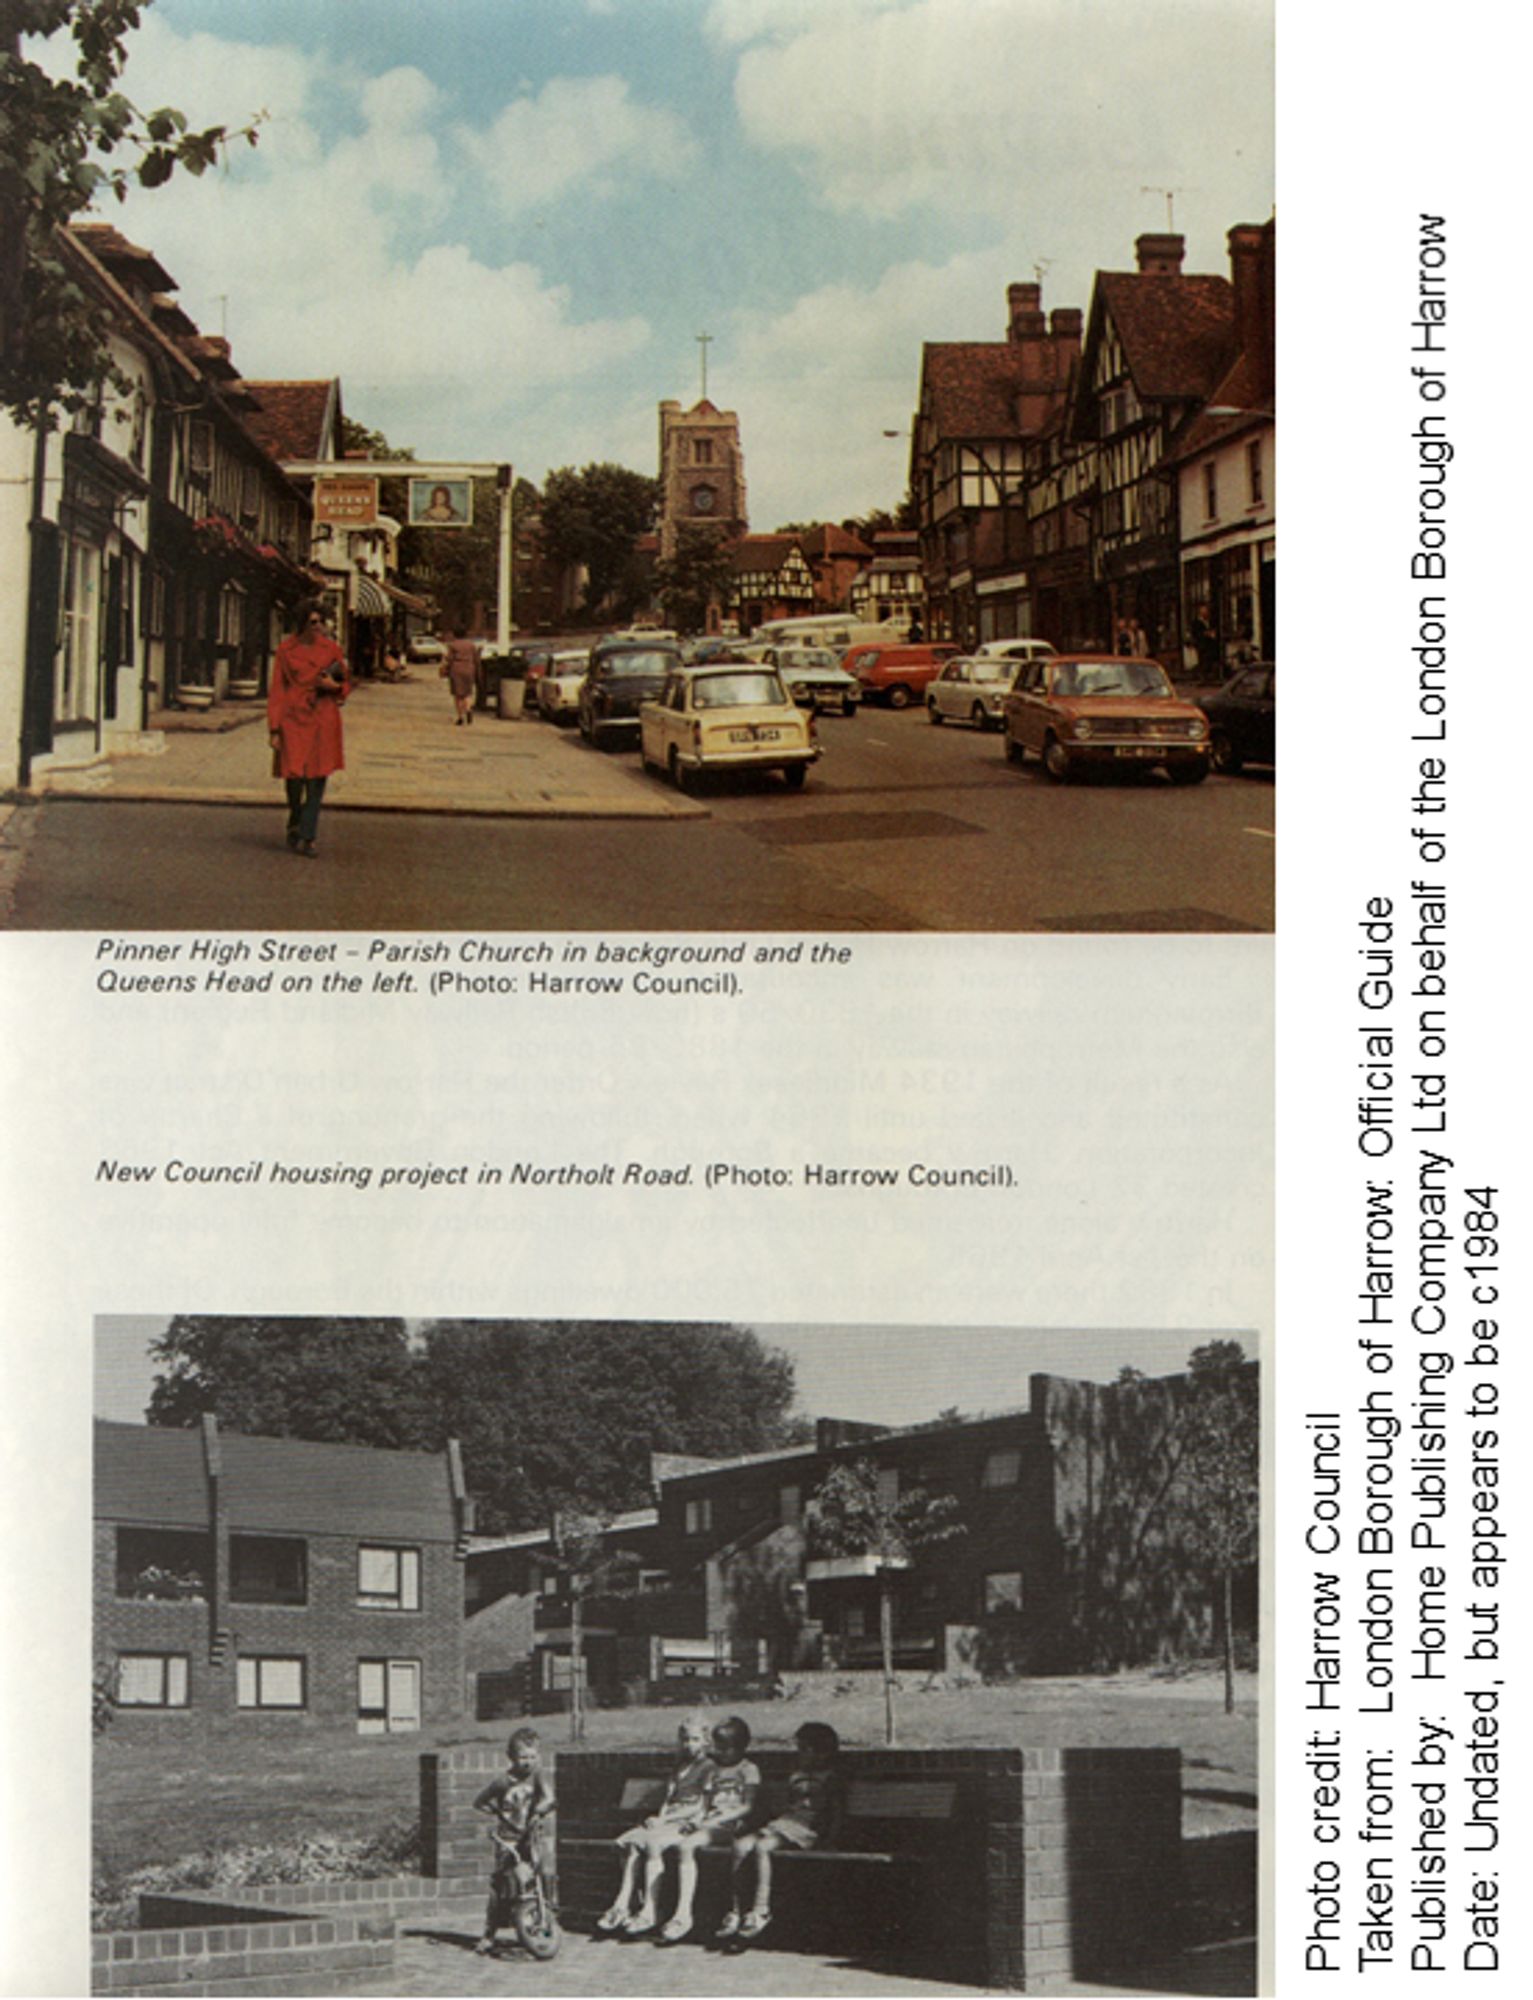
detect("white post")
(496, 467), (513, 649)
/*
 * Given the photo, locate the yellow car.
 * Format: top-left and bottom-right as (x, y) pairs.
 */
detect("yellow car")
(640, 665), (821, 791)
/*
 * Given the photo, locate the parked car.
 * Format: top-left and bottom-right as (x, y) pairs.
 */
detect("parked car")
(844, 641), (958, 708)
(926, 654), (1016, 729)
(578, 640), (681, 746)
(406, 634), (446, 665)
(535, 650), (592, 724)
(1002, 654), (1211, 783)
(477, 642), (552, 710)
(766, 646), (861, 716)
(1199, 663), (1275, 774)
(640, 664), (821, 791)
(976, 637), (1056, 664)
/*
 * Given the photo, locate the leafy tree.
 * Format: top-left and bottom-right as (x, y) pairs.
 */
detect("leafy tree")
(1180, 1341), (1259, 1712)
(339, 415), (414, 464)
(418, 1320), (804, 1533)
(538, 462), (659, 615)
(145, 1317), (435, 1449)
(1, 0), (263, 427)
(650, 523), (736, 635)
(804, 1459), (963, 1744)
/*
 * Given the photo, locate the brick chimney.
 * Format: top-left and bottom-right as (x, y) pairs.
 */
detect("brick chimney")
(1227, 221), (1274, 400)
(1135, 232), (1185, 276)
(1006, 281), (1045, 344)
(1049, 306), (1083, 367)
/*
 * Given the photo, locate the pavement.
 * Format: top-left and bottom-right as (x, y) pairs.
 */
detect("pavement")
(26, 673), (705, 822)
(317, 1898), (1255, 1998)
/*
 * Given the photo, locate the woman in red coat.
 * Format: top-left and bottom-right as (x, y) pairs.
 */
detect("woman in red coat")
(268, 600), (349, 856)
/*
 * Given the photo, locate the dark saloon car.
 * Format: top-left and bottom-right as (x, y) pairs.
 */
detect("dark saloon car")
(578, 639), (682, 747)
(1199, 663), (1275, 774)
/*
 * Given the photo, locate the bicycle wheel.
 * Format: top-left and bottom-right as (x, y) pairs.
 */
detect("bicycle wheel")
(514, 1888), (562, 1960)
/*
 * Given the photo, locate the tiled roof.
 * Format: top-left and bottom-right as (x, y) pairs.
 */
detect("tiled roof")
(242, 380), (340, 462)
(801, 524), (872, 560)
(920, 343), (1065, 438)
(1094, 271), (1235, 402)
(68, 223), (175, 294)
(94, 1419), (457, 1541)
(730, 534), (805, 575)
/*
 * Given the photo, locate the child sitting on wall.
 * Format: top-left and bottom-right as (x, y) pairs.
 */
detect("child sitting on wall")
(719, 1721), (843, 1944)
(596, 1713), (716, 1937)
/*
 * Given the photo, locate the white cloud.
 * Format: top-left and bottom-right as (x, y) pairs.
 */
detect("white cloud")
(105, 21), (655, 455)
(703, 0), (898, 49)
(462, 76), (698, 214)
(725, 0), (1273, 229)
(720, 249), (1016, 525)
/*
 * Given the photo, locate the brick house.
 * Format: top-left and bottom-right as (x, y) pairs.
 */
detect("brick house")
(466, 1363), (1258, 1699)
(95, 1418), (472, 1735)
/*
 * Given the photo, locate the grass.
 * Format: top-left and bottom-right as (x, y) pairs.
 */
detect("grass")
(94, 1667), (1256, 1892)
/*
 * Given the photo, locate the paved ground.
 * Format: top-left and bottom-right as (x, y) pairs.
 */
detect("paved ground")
(29, 673), (702, 821)
(316, 1898), (1255, 1997)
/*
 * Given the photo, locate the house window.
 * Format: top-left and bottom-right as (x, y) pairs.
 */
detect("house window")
(982, 1448), (1021, 1489)
(876, 1465), (900, 1509)
(540, 1570), (559, 1597)
(230, 1534), (307, 1606)
(780, 1485), (801, 1526)
(117, 1653), (189, 1708)
(115, 1527), (211, 1601)
(1247, 439), (1264, 505)
(236, 1655), (306, 1709)
(1203, 462), (1218, 521)
(844, 1604), (866, 1638)
(984, 1571), (1024, 1616)
(357, 1545), (421, 1611)
(684, 1497), (714, 1536)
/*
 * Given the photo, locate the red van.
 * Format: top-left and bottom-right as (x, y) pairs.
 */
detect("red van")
(843, 642), (958, 708)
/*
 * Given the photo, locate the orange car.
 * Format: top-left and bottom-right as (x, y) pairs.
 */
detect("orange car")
(1002, 654), (1210, 783)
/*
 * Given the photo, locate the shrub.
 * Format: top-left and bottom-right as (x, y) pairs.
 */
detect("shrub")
(91, 1815), (422, 1932)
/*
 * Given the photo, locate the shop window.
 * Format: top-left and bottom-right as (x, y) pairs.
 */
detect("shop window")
(117, 1653), (189, 1708)
(357, 1545), (420, 1611)
(230, 1534), (307, 1606)
(236, 1656), (306, 1709)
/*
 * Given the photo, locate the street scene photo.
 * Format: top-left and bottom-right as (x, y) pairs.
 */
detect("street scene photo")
(94, 1316), (1260, 1996)
(2, 1), (1275, 932)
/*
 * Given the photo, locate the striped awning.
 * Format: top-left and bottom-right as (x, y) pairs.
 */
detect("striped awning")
(352, 573), (389, 616)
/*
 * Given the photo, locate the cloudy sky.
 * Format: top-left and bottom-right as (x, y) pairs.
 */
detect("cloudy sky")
(95, 0), (1272, 526)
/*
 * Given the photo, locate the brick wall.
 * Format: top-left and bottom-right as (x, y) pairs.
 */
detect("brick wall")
(536, 1744), (1180, 1992)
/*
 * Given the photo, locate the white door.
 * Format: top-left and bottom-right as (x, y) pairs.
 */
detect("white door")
(358, 1658), (421, 1733)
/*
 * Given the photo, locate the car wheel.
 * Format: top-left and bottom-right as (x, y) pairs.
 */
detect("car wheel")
(927, 700), (943, 725)
(783, 763), (807, 789)
(669, 748), (694, 794)
(844, 701), (857, 719)
(1167, 759), (1210, 786)
(578, 709), (592, 741)
(971, 704), (989, 730)
(1043, 735), (1073, 783)
(1004, 730), (1025, 765)
(1210, 730), (1243, 775)
(886, 684), (911, 710)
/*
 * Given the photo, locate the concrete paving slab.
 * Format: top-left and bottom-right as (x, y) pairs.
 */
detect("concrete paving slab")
(29, 675), (705, 822)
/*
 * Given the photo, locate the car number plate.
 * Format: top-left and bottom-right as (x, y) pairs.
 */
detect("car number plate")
(730, 726), (781, 743)
(1114, 745), (1158, 758)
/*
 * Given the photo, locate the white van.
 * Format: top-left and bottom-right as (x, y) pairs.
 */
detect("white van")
(976, 637), (1056, 663)
(756, 614), (908, 657)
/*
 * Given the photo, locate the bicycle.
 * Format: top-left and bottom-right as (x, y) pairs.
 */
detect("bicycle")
(484, 1820), (562, 1961)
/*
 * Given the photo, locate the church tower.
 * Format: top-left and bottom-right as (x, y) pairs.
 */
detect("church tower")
(657, 396), (748, 558)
